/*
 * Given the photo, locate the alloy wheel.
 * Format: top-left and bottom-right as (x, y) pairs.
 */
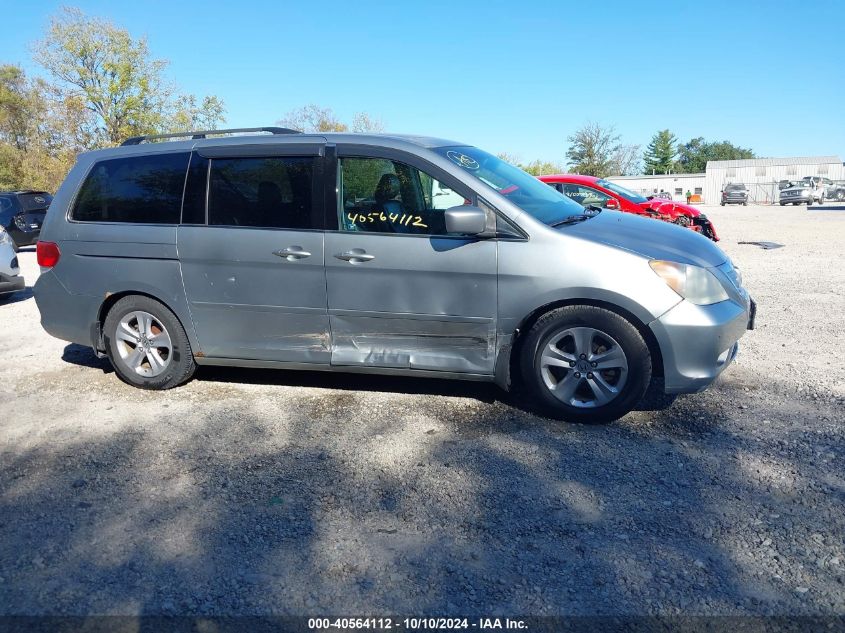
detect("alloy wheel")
(115, 311), (173, 377)
(540, 327), (629, 408)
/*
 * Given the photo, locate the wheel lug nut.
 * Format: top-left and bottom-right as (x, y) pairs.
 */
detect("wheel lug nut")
(587, 372), (594, 379)
(579, 354), (586, 359)
(574, 372), (581, 378)
(569, 361), (575, 367)
(591, 362), (597, 367)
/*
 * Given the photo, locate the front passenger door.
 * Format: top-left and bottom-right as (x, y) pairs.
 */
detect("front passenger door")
(325, 152), (497, 374)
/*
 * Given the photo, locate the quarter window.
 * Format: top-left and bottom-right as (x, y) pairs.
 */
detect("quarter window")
(208, 157), (316, 229)
(72, 153), (190, 223)
(338, 157), (469, 235)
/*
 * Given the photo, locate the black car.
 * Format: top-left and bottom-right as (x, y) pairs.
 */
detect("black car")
(720, 183), (748, 206)
(0, 191), (53, 251)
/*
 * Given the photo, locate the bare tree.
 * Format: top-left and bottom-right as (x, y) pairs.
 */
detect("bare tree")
(609, 143), (642, 176)
(351, 112), (384, 133)
(565, 122), (621, 177)
(277, 104), (348, 132)
(278, 105), (385, 134)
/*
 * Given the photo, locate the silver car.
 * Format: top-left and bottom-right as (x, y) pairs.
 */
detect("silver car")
(34, 128), (755, 423)
(0, 228), (25, 300)
(779, 177), (824, 205)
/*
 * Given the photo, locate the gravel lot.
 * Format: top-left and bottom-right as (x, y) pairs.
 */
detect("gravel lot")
(1, 204), (843, 618)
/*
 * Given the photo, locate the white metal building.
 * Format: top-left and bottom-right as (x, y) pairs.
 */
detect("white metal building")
(704, 156), (844, 204)
(604, 173), (706, 201)
(607, 156), (844, 204)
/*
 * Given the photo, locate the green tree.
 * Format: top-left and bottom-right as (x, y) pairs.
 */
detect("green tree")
(495, 153), (564, 176)
(519, 159), (565, 176)
(0, 64), (82, 191)
(676, 137), (754, 173)
(643, 129), (678, 174)
(565, 122), (621, 177)
(33, 7), (224, 147)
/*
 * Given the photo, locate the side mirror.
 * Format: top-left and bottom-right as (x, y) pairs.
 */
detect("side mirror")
(605, 198), (620, 210)
(445, 205), (487, 235)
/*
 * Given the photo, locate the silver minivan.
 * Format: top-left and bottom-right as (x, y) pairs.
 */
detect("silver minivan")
(34, 128), (755, 423)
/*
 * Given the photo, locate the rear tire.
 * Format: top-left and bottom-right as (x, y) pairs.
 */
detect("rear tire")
(519, 305), (651, 423)
(103, 295), (196, 390)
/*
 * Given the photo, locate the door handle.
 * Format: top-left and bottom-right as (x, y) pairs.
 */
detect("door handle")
(273, 246), (312, 261)
(335, 249), (375, 263)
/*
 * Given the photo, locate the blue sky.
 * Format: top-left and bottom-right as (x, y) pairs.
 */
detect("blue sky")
(2, 0), (844, 163)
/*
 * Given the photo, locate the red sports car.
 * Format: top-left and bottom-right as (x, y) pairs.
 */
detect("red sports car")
(538, 174), (719, 241)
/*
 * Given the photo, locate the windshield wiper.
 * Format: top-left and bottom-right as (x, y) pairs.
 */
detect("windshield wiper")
(550, 214), (593, 227)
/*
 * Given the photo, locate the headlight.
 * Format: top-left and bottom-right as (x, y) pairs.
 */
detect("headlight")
(649, 260), (729, 305)
(0, 229), (11, 246)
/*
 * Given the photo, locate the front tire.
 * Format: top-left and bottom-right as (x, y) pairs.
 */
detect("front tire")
(103, 295), (196, 390)
(519, 306), (651, 423)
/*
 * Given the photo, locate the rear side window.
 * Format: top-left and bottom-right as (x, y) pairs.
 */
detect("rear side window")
(207, 157), (316, 229)
(72, 153), (190, 223)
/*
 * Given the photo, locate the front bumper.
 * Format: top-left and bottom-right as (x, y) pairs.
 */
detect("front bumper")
(780, 195), (811, 204)
(693, 214), (719, 241)
(0, 272), (25, 295)
(649, 295), (753, 394)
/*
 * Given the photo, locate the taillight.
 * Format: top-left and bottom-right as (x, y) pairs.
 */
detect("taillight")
(37, 241), (61, 268)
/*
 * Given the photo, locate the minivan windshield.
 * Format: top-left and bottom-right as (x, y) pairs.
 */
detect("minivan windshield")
(432, 146), (584, 225)
(596, 179), (649, 204)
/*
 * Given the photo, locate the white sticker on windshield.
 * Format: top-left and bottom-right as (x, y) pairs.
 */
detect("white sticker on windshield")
(446, 151), (479, 170)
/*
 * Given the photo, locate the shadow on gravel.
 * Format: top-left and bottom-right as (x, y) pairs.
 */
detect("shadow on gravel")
(198, 364), (503, 403)
(61, 343), (112, 373)
(60, 345), (677, 418)
(1, 372), (842, 617)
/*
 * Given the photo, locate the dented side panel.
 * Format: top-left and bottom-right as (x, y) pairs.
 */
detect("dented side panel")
(325, 233), (497, 374)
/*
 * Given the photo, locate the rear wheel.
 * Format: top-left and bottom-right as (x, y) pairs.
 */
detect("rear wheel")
(103, 295), (196, 390)
(837, 190), (845, 201)
(519, 305), (651, 423)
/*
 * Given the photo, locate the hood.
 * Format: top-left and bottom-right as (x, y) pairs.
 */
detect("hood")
(782, 185), (809, 192)
(560, 210), (727, 267)
(642, 200), (701, 218)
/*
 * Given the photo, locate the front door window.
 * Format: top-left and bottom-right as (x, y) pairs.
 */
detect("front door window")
(338, 157), (468, 235)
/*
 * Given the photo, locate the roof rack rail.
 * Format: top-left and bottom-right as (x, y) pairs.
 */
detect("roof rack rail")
(121, 126), (301, 146)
